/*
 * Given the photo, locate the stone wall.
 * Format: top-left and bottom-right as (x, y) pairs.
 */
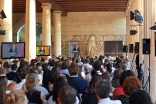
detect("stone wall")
(13, 12), (126, 57)
(61, 12), (126, 57)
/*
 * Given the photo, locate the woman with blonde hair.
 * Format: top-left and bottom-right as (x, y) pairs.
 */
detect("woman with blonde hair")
(22, 73), (45, 104)
(4, 90), (27, 104)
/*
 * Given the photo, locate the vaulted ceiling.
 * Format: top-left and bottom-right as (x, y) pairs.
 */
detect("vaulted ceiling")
(13, 0), (128, 16)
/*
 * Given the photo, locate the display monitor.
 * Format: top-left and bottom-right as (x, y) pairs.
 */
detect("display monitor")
(1, 42), (25, 59)
(36, 46), (50, 56)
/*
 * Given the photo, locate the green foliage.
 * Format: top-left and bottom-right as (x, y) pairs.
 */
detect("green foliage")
(19, 23), (42, 45)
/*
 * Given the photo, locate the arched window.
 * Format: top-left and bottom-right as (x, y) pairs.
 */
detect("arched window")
(18, 23), (42, 45)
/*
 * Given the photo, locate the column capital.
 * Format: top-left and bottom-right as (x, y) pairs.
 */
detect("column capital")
(42, 3), (51, 9)
(53, 11), (62, 14)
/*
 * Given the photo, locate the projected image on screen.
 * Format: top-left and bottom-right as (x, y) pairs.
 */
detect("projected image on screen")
(36, 46), (50, 56)
(1, 42), (25, 59)
(104, 41), (123, 57)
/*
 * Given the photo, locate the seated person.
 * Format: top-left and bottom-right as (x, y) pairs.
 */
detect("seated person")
(68, 63), (89, 94)
(58, 86), (77, 104)
(81, 76), (103, 104)
(4, 90), (28, 104)
(129, 90), (152, 104)
(22, 73), (45, 104)
(95, 80), (121, 104)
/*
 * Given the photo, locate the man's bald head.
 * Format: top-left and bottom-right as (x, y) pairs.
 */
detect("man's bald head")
(7, 82), (18, 91)
(37, 66), (43, 74)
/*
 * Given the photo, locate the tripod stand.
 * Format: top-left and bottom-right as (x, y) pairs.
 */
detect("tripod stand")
(130, 52), (136, 70)
(142, 54), (150, 93)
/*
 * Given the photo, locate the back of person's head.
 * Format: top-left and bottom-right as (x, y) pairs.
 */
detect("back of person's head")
(93, 60), (101, 71)
(58, 86), (77, 104)
(62, 61), (68, 69)
(95, 80), (112, 99)
(101, 72), (110, 81)
(11, 64), (17, 71)
(0, 61), (2, 66)
(121, 63), (128, 70)
(122, 76), (142, 96)
(119, 70), (134, 85)
(4, 90), (27, 104)
(42, 63), (49, 71)
(59, 74), (68, 82)
(51, 66), (60, 80)
(84, 58), (90, 63)
(53, 77), (68, 103)
(106, 63), (112, 73)
(7, 82), (18, 91)
(91, 69), (98, 76)
(129, 90), (152, 104)
(68, 63), (79, 75)
(89, 58), (95, 65)
(37, 66), (42, 74)
(17, 67), (27, 80)
(4, 62), (12, 68)
(115, 65), (122, 70)
(30, 61), (37, 68)
(36, 62), (42, 67)
(28, 68), (38, 74)
(104, 58), (110, 64)
(91, 76), (103, 89)
(49, 60), (55, 67)
(22, 73), (39, 93)
(113, 69), (122, 80)
(72, 57), (76, 62)
(0, 67), (6, 75)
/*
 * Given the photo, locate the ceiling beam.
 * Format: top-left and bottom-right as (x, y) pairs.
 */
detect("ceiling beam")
(37, 0), (67, 16)
(50, 0), (67, 16)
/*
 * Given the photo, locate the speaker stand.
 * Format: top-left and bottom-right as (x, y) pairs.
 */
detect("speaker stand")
(130, 52), (136, 70)
(143, 54), (150, 93)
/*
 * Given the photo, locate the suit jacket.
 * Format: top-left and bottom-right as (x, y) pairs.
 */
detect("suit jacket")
(68, 76), (89, 94)
(81, 93), (98, 104)
(6, 71), (17, 80)
(73, 48), (80, 53)
(9, 48), (18, 55)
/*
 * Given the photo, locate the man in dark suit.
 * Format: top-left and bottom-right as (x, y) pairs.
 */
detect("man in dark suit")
(81, 76), (103, 104)
(68, 63), (89, 94)
(9, 44), (18, 57)
(6, 64), (18, 80)
(38, 47), (45, 55)
(73, 45), (80, 57)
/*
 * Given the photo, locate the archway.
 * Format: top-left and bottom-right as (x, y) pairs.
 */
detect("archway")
(18, 22), (42, 45)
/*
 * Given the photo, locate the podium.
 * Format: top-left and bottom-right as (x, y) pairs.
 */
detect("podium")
(72, 50), (79, 57)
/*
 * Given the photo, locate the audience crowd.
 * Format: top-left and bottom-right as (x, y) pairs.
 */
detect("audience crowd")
(0, 55), (153, 104)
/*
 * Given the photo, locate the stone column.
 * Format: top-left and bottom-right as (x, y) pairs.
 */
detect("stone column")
(25, 0), (36, 61)
(0, 0), (12, 61)
(53, 11), (61, 56)
(150, 0), (156, 102)
(42, 3), (52, 46)
(143, 0), (151, 86)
